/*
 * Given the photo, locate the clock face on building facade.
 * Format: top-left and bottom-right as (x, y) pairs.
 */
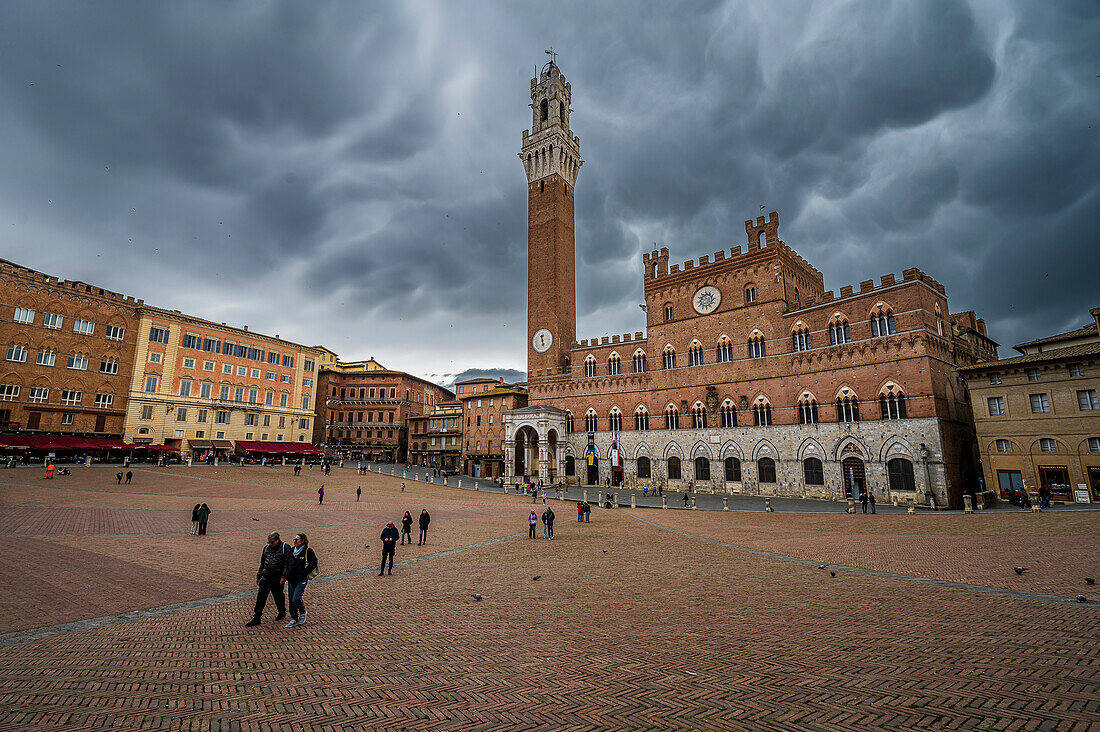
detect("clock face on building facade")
(693, 285), (722, 315)
(532, 328), (553, 352)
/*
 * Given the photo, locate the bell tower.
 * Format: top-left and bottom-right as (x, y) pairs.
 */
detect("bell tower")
(520, 58), (582, 382)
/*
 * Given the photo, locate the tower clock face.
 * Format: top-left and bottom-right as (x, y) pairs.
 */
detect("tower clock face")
(693, 285), (722, 315)
(532, 328), (553, 353)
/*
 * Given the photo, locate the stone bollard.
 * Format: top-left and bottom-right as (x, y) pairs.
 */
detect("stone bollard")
(631, 494), (636, 508)
(691, 497), (697, 510)
(963, 495), (973, 514)
(404, 470), (408, 479)
(612, 493), (619, 508)
(583, 491), (587, 503)
(765, 497), (773, 512)
(723, 497), (729, 511)
(503, 484), (508, 494)
(847, 498), (856, 514)
(906, 498), (915, 515)
(458, 479), (463, 488)
(662, 495), (667, 509)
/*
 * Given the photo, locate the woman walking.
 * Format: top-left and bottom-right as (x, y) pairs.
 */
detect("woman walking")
(528, 510), (538, 538)
(189, 504), (201, 536)
(196, 503), (211, 535)
(282, 532), (318, 627)
(400, 511), (413, 545)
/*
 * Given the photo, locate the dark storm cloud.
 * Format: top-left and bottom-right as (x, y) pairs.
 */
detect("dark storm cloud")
(0, 1), (1096, 381)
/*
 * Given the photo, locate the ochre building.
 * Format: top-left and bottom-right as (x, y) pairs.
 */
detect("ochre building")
(315, 358), (453, 462)
(959, 310), (1100, 503)
(0, 259), (142, 452)
(123, 308), (322, 457)
(503, 61), (996, 509)
(408, 400), (463, 471)
(457, 377), (527, 480)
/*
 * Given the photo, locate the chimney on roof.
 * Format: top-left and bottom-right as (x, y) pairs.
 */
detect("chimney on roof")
(244, 325), (248, 331)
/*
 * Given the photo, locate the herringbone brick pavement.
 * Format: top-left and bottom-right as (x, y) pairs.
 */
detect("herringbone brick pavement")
(0, 466), (1096, 730)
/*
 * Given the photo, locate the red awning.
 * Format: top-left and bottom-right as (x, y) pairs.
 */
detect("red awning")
(0, 434), (35, 449)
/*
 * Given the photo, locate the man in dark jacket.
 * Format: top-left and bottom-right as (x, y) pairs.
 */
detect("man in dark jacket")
(379, 521), (399, 575)
(545, 506), (555, 540)
(246, 532), (289, 626)
(418, 509), (431, 545)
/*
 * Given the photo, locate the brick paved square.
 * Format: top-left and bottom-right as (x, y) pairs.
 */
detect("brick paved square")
(1, 465), (1097, 730)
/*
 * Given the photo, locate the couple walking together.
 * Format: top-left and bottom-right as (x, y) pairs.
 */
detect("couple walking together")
(246, 531), (318, 628)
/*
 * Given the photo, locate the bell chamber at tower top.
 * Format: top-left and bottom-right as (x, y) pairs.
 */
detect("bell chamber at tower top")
(520, 61), (583, 186)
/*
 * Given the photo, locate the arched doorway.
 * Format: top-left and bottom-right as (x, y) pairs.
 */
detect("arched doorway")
(513, 426), (539, 481)
(587, 455), (599, 485)
(842, 457), (865, 498)
(610, 447), (624, 486)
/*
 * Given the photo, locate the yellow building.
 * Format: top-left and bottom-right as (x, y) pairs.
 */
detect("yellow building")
(124, 308), (324, 457)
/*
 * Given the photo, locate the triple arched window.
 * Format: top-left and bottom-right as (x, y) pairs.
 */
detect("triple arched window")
(584, 356), (597, 378)
(564, 411), (574, 433)
(691, 402), (707, 429)
(829, 316), (852, 345)
(634, 406), (649, 431)
(716, 337), (734, 363)
(870, 307), (896, 337)
(688, 342), (704, 367)
(798, 395), (819, 424)
(608, 408), (623, 432)
(748, 332), (766, 359)
(584, 409), (598, 432)
(633, 350), (647, 373)
(879, 384), (907, 419)
(752, 400), (772, 426)
(663, 346), (676, 370)
(836, 394), (860, 422)
(720, 400), (737, 428)
(664, 404), (680, 429)
(792, 323), (811, 352)
(608, 354), (621, 375)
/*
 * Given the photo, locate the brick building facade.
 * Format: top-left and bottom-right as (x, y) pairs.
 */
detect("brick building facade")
(457, 377), (527, 479)
(0, 258), (142, 452)
(408, 401), (463, 470)
(315, 359), (453, 462)
(503, 62), (996, 509)
(960, 310), (1100, 503)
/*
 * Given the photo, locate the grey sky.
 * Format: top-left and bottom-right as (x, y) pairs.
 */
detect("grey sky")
(1, 1), (1096, 385)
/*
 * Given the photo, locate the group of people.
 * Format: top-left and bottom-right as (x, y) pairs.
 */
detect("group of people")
(247, 531), (318, 628)
(379, 509), (431, 575)
(189, 503), (212, 535)
(528, 506), (556, 539)
(859, 490), (877, 513)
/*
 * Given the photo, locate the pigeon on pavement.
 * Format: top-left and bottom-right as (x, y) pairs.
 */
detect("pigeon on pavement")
(818, 564), (828, 570)
(472, 593), (483, 601)
(532, 576), (541, 581)
(1086, 577), (1095, 585)
(1014, 567), (1027, 575)
(1076, 595), (1087, 603)
(829, 571), (836, 578)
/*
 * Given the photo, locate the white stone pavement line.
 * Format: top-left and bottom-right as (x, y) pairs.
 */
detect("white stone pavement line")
(629, 513), (1099, 608)
(0, 531), (526, 649)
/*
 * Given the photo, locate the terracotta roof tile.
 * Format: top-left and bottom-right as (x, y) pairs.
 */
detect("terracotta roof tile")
(958, 342), (1100, 372)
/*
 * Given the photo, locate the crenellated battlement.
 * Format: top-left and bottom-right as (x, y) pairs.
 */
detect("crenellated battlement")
(791, 267), (947, 311)
(574, 331), (647, 350)
(1, 257), (143, 305)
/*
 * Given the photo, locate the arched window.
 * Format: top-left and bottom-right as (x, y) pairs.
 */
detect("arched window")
(694, 456), (711, 480)
(745, 286), (756, 304)
(585, 409), (598, 432)
(564, 411), (574, 433)
(667, 456), (682, 480)
(791, 323), (811, 352)
(716, 336), (734, 363)
(720, 400), (737, 428)
(688, 341), (704, 367)
(584, 355), (597, 378)
(758, 457), (776, 483)
(664, 404), (680, 429)
(664, 303), (673, 321)
(829, 315), (852, 345)
(608, 408), (623, 432)
(752, 399), (772, 426)
(691, 402), (707, 429)
(879, 384), (908, 420)
(636, 456), (651, 479)
(870, 306), (896, 337)
(887, 458), (916, 492)
(663, 346), (676, 370)
(634, 406), (649, 431)
(836, 394), (860, 423)
(724, 456), (742, 481)
(608, 353), (621, 375)
(758, 230), (767, 248)
(803, 457), (824, 485)
(540, 98), (548, 121)
(633, 350), (647, 373)
(748, 332), (766, 359)
(565, 456), (575, 476)
(798, 394), (819, 425)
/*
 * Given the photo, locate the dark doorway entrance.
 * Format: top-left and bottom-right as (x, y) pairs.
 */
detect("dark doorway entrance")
(842, 457), (866, 498)
(586, 455), (599, 485)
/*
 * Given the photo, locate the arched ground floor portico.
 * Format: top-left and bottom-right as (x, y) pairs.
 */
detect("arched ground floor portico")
(503, 414), (960, 508)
